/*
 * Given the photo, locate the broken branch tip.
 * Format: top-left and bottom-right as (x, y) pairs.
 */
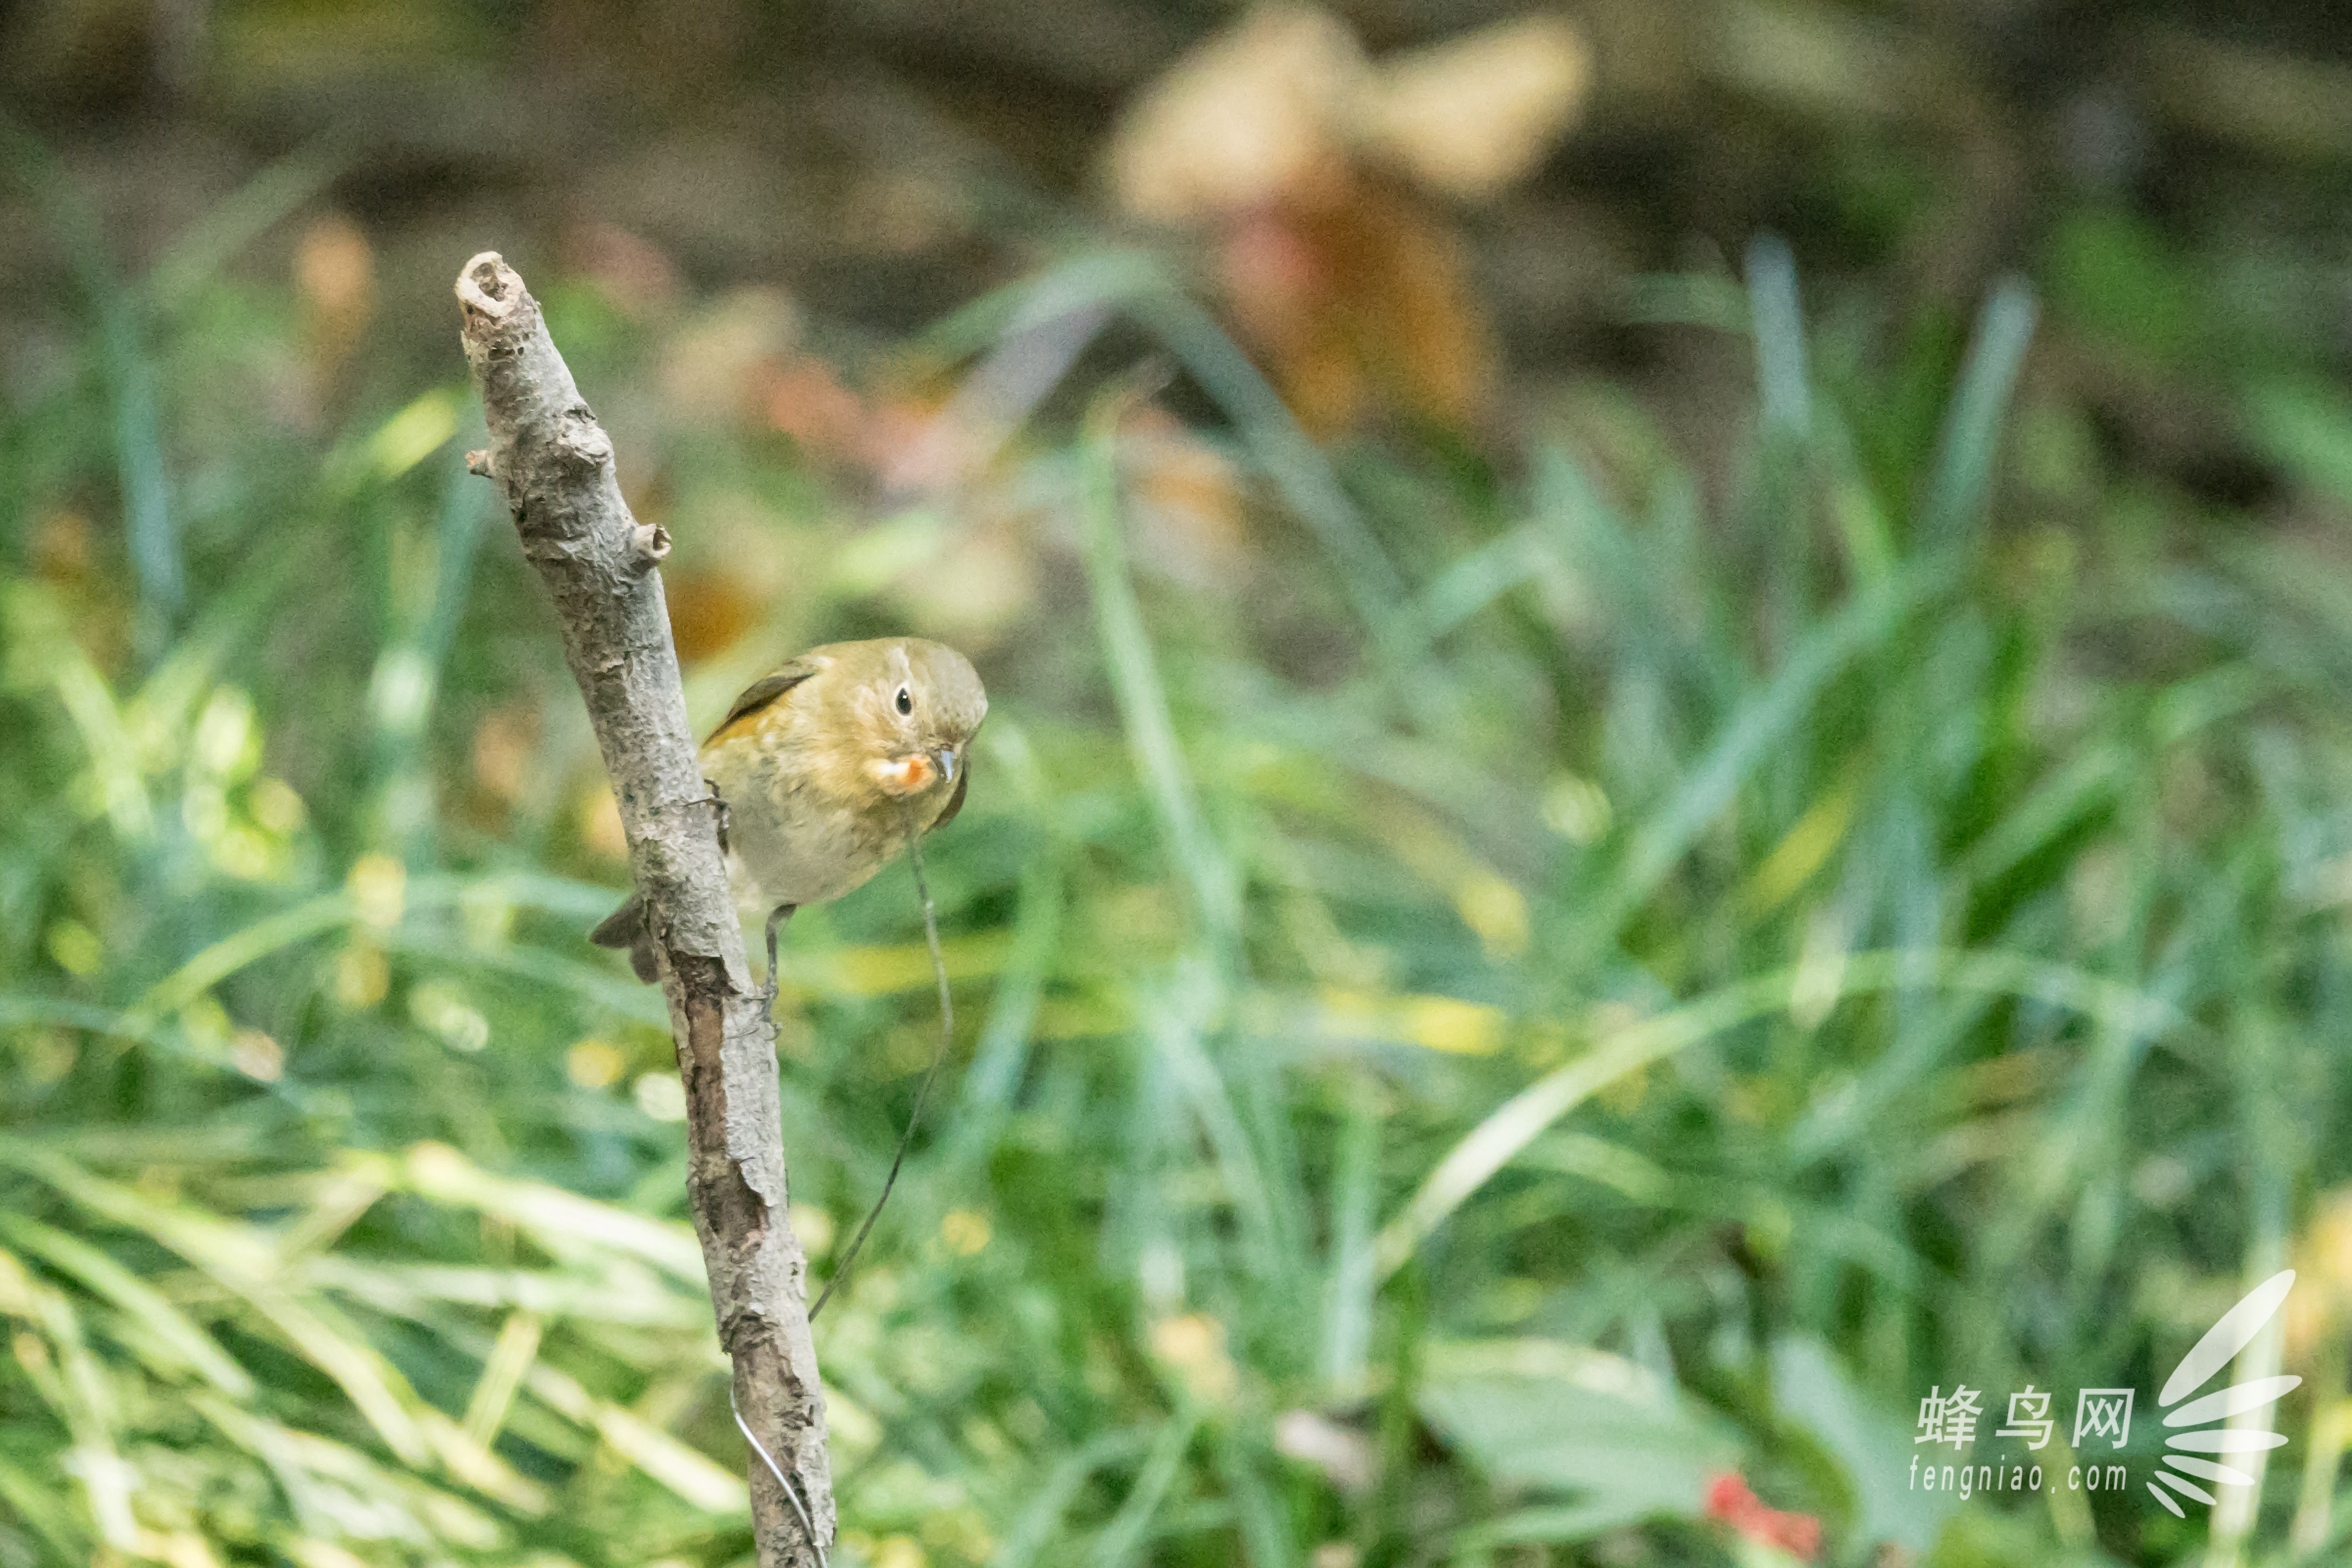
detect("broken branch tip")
(455, 251), (521, 324)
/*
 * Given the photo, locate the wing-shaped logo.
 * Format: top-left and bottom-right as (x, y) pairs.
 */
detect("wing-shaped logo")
(2145, 1269), (2298, 1519)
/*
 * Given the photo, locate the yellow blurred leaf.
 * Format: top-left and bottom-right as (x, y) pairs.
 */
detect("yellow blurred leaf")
(1316, 986), (1504, 1056)
(1455, 872), (1530, 960)
(939, 1209), (992, 1257)
(363, 389), (459, 481)
(346, 853), (407, 930)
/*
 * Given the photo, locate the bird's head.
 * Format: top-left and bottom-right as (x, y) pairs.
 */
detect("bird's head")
(851, 638), (988, 800)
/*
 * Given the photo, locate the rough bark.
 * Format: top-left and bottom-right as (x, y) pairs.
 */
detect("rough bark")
(455, 252), (832, 1565)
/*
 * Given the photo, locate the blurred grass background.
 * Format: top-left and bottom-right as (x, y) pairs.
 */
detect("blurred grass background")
(10, 2), (2352, 1566)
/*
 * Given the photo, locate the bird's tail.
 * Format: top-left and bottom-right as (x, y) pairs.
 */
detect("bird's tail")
(588, 894), (661, 983)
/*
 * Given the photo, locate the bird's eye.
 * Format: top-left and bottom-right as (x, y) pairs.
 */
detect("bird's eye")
(894, 684), (913, 716)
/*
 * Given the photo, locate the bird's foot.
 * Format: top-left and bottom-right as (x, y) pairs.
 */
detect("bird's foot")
(760, 903), (795, 1025)
(705, 779), (731, 856)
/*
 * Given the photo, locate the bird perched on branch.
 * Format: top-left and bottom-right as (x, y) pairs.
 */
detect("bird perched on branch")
(591, 637), (987, 988)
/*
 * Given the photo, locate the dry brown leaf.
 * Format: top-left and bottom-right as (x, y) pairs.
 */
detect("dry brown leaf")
(1110, 5), (1366, 223)
(1124, 404), (1254, 589)
(658, 287), (799, 426)
(888, 516), (1042, 654)
(564, 220), (682, 318)
(1112, 6), (1588, 217)
(662, 568), (765, 666)
(295, 213), (375, 380)
(577, 783), (628, 863)
(1109, 6), (1581, 435)
(1357, 15), (1592, 200)
(469, 704), (539, 805)
(1221, 178), (1496, 435)
(760, 354), (873, 469)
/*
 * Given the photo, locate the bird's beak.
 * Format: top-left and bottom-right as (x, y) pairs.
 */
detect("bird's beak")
(932, 748), (957, 785)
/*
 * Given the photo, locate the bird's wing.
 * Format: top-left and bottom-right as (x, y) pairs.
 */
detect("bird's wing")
(929, 761), (970, 831)
(705, 657), (821, 744)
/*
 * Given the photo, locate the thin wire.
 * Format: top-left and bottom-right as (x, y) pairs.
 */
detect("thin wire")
(809, 808), (954, 1321)
(729, 1379), (828, 1566)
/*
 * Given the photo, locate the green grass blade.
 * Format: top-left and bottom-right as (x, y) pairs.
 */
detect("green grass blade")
(0, 119), (182, 645)
(1130, 287), (1406, 620)
(1746, 234), (1810, 441)
(1920, 278), (2037, 545)
(0, 1213), (254, 1396)
(1584, 555), (1955, 944)
(986, 1430), (1154, 1568)
(1374, 948), (2187, 1279)
(1078, 390), (1242, 945)
(144, 133), (353, 312)
(1090, 1411), (1201, 1568)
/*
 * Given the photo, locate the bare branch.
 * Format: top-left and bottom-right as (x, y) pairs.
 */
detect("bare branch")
(456, 251), (832, 1565)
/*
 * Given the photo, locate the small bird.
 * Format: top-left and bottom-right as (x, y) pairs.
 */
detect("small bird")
(591, 637), (987, 986)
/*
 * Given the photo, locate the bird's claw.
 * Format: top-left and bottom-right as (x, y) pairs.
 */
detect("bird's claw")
(705, 779), (731, 856)
(759, 903), (794, 1026)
